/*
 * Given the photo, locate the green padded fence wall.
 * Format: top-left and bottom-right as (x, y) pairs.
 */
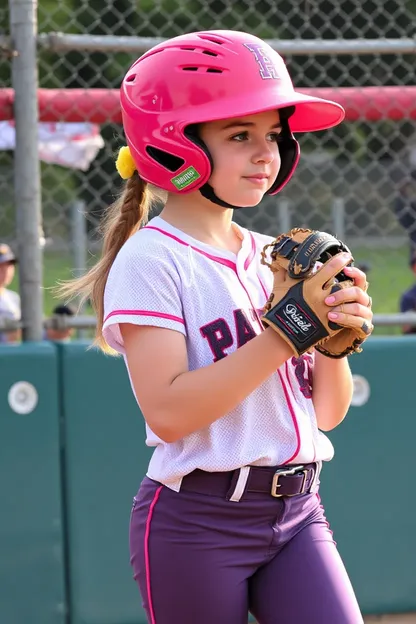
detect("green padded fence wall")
(0, 343), (66, 624)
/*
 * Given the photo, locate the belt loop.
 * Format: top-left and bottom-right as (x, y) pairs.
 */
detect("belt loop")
(227, 466), (251, 502)
(310, 461), (322, 492)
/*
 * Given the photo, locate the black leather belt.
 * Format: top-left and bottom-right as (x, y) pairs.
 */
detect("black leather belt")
(180, 463), (318, 499)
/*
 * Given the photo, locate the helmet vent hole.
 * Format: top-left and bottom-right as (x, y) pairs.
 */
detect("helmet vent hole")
(146, 146), (185, 172)
(198, 35), (226, 45)
(126, 74), (136, 82)
(182, 66), (199, 71)
(202, 50), (218, 57)
(144, 48), (165, 59)
(180, 46), (196, 51)
(206, 68), (222, 73)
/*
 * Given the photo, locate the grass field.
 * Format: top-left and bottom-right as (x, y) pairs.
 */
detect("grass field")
(9, 244), (416, 335)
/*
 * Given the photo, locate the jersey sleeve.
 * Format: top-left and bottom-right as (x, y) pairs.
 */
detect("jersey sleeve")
(102, 236), (185, 354)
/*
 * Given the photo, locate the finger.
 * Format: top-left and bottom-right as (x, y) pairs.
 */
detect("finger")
(325, 286), (371, 307)
(328, 311), (374, 334)
(331, 302), (373, 320)
(316, 252), (352, 286)
(343, 265), (368, 290)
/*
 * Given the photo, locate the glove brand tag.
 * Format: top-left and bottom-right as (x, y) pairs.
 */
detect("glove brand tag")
(284, 304), (312, 332)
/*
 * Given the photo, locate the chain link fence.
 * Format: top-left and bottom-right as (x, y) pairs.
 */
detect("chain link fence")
(1, 0), (416, 329)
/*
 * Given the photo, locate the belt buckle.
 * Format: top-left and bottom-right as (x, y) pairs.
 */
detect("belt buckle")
(271, 465), (308, 498)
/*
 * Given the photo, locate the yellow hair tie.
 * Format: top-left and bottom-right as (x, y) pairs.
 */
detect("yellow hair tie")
(115, 146), (136, 179)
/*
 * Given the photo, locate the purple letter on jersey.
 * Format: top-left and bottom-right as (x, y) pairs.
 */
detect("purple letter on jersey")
(200, 318), (234, 362)
(244, 43), (278, 80)
(233, 310), (257, 348)
(200, 311), (257, 362)
(291, 354), (313, 399)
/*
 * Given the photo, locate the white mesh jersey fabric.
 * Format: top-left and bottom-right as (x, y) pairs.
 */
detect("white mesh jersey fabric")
(103, 216), (334, 491)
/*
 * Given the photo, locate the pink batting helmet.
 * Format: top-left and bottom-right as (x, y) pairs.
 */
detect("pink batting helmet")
(120, 30), (345, 202)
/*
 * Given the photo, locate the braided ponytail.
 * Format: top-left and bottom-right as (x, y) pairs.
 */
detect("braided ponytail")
(56, 172), (154, 353)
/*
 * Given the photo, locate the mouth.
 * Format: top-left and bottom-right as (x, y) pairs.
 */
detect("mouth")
(243, 174), (269, 184)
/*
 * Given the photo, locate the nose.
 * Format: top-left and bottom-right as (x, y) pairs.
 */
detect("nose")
(252, 139), (276, 165)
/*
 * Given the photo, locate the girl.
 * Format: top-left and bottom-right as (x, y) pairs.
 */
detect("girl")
(62, 30), (373, 624)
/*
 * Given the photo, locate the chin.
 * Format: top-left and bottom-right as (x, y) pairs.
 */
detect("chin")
(232, 193), (266, 208)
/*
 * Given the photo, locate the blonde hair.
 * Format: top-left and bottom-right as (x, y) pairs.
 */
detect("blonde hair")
(57, 170), (154, 354)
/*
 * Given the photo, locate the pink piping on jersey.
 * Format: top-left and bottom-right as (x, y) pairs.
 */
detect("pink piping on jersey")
(257, 273), (269, 301)
(144, 485), (163, 624)
(254, 273), (302, 463)
(103, 309), (185, 325)
(244, 232), (257, 271)
(256, 274), (302, 464)
(278, 368), (302, 464)
(284, 359), (317, 462)
(144, 226), (237, 270)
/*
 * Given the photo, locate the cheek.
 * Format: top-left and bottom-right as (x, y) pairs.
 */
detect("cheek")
(208, 146), (239, 182)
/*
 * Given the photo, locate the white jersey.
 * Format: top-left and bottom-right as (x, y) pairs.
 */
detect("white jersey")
(103, 216), (334, 491)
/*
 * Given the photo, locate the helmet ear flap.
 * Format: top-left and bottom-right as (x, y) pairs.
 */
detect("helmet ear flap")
(185, 124), (237, 208)
(267, 135), (300, 195)
(267, 109), (299, 195)
(184, 124), (214, 173)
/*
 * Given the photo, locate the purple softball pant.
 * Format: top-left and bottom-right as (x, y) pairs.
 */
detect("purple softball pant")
(129, 474), (363, 624)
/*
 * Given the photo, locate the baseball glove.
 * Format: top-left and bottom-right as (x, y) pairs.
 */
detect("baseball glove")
(260, 228), (373, 358)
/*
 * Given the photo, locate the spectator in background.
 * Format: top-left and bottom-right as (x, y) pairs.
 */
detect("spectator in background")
(45, 303), (75, 342)
(393, 169), (416, 255)
(400, 249), (416, 335)
(0, 243), (21, 343)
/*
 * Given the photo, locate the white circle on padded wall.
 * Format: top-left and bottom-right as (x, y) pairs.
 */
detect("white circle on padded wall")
(8, 381), (39, 414)
(351, 374), (371, 407)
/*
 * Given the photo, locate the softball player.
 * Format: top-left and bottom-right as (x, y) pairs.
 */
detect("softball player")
(63, 30), (373, 623)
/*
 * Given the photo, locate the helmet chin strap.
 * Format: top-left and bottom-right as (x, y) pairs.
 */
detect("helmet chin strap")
(199, 182), (254, 210)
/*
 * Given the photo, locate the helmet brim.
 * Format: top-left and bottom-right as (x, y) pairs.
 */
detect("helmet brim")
(182, 89), (345, 133)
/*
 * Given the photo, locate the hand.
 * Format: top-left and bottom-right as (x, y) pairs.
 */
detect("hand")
(324, 264), (373, 334)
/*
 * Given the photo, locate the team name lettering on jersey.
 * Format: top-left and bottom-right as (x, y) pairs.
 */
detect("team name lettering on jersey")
(200, 308), (258, 361)
(291, 353), (313, 399)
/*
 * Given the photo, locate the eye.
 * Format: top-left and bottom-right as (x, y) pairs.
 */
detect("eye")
(230, 131), (248, 142)
(267, 132), (283, 142)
